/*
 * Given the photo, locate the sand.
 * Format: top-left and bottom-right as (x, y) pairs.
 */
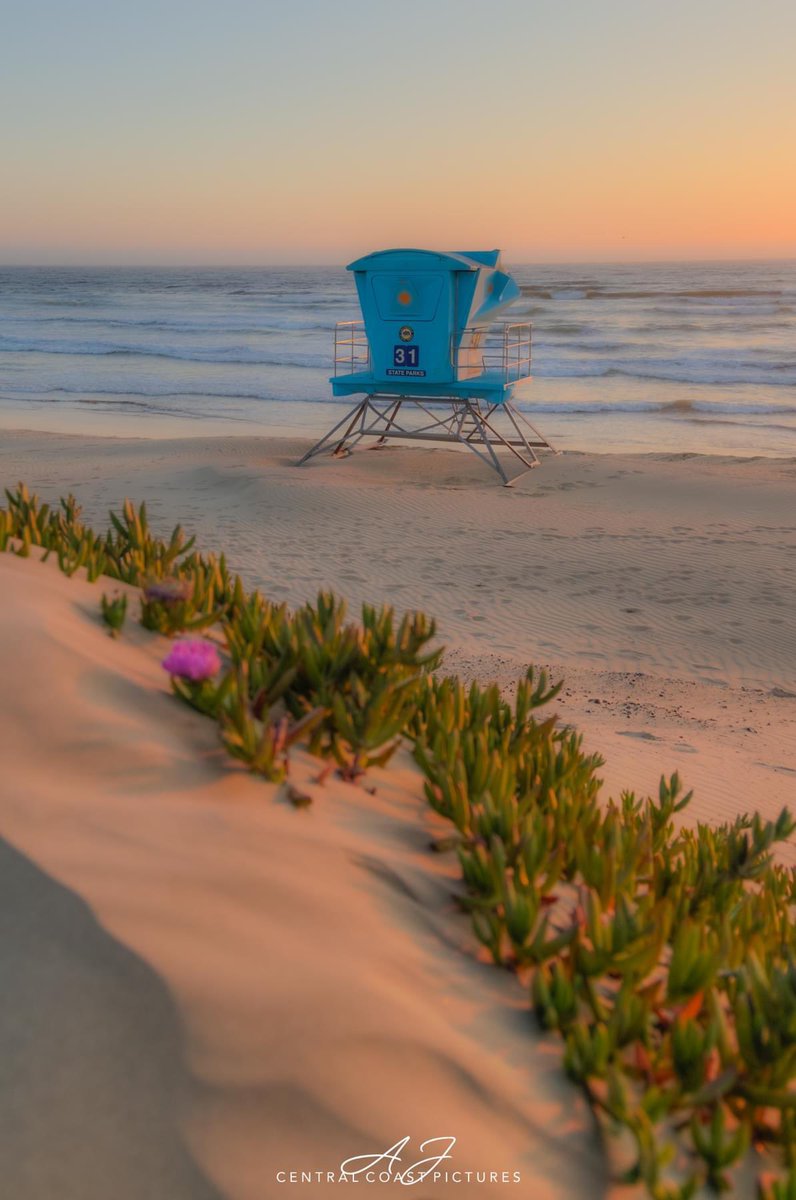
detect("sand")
(2, 428), (794, 845)
(0, 428), (794, 1197)
(0, 550), (605, 1199)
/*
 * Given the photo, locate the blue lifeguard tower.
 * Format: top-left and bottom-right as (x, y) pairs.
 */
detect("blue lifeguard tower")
(297, 248), (555, 485)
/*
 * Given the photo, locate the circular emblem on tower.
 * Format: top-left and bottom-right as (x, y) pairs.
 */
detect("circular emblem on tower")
(399, 325), (414, 342)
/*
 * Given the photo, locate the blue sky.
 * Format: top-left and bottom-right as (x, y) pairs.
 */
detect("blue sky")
(2, 0), (794, 262)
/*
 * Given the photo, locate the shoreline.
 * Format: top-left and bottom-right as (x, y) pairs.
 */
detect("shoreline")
(3, 369), (796, 459)
(3, 417), (796, 460)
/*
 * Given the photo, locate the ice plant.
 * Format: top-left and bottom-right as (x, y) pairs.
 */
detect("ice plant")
(220, 669), (325, 783)
(411, 677), (796, 1197)
(4, 481), (796, 1198)
(141, 573), (220, 635)
(162, 639), (229, 715)
(163, 639), (220, 680)
(100, 592), (128, 636)
(144, 577), (193, 604)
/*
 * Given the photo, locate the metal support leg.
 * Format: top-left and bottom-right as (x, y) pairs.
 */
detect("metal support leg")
(296, 398), (370, 465)
(461, 400), (511, 485)
(297, 394), (555, 485)
(374, 398), (403, 446)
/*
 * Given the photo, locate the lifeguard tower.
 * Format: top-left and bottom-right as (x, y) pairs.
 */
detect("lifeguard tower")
(297, 248), (555, 485)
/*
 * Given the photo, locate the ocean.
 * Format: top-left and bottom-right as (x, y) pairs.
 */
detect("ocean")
(1, 260), (794, 455)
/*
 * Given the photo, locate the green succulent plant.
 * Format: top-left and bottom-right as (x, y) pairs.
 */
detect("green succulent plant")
(170, 667), (236, 718)
(411, 656), (795, 1194)
(140, 574), (221, 637)
(4, 480), (796, 1199)
(220, 670), (325, 783)
(759, 1171), (796, 1200)
(100, 591), (128, 635)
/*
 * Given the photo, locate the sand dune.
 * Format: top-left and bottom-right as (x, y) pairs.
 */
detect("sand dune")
(0, 837), (222, 1200)
(0, 552), (614, 1198)
(1, 430), (794, 1195)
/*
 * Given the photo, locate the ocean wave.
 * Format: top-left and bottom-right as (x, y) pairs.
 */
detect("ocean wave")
(632, 316), (796, 333)
(532, 362), (796, 386)
(519, 285), (787, 302)
(537, 339), (648, 353)
(0, 338), (330, 368)
(1, 314), (336, 334)
(536, 322), (590, 335)
(661, 400), (796, 415)
(584, 288), (785, 300)
(0, 384), (320, 405)
(515, 400), (796, 418)
(3, 336), (794, 386)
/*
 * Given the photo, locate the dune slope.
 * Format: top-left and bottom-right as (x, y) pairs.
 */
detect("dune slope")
(0, 552), (609, 1199)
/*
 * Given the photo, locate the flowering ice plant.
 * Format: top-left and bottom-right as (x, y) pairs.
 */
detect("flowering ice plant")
(141, 574), (221, 637)
(161, 639), (230, 715)
(140, 575), (208, 635)
(145, 577), (193, 604)
(162, 639), (221, 681)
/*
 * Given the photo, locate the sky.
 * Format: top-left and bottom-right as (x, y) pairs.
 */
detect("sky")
(1, 0), (794, 264)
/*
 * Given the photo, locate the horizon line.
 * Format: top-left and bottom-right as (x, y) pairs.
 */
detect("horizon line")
(2, 254), (795, 270)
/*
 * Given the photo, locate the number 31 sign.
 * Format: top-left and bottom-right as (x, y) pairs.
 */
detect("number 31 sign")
(393, 345), (419, 367)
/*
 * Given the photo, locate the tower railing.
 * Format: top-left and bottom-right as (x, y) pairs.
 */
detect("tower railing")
(453, 322), (532, 383)
(334, 320), (532, 384)
(333, 320), (370, 377)
(502, 322), (533, 382)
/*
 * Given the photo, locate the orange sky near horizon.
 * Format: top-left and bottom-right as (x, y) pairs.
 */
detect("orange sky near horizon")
(2, 0), (794, 264)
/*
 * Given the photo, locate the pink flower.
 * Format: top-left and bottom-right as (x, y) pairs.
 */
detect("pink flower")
(162, 639), (221, 682)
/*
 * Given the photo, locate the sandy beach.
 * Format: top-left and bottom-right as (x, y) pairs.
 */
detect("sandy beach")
(3, 428), (794, 841)
(0, 428), (794, 1197)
